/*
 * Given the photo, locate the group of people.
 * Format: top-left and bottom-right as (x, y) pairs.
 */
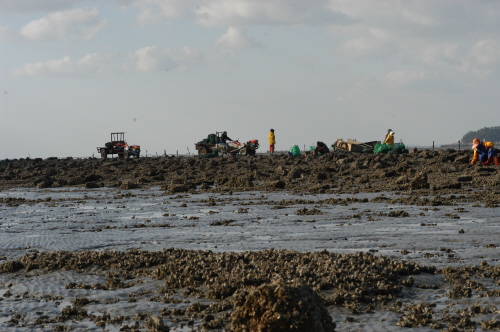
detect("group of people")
(228, 128), (498, 165)
(269, 129), (329, 156)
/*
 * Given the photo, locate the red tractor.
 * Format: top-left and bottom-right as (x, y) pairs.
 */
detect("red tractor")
(97, 132), (140, 158)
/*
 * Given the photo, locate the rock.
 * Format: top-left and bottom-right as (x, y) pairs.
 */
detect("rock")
(409, 172), (429, 189)
(84, 174), (102, 182)
(457, 176), (473, 182)
(120, 181), (140, 190)
(268, 180), (286, 189)
(145, 315), (169, 332)
(388, 210), (409, 217)
(231, 281), (336, 332)
(168, 185), (189, 193)
(226, 175), (254, 188)
(36, 180), (53, 188)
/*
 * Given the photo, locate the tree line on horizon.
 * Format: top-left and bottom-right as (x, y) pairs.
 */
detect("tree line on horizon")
(461, 126), (500, 143)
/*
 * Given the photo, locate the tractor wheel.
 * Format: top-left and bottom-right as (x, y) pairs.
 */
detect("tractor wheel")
(198, 147), (207, 155)
(239, 148), (247, 156)
(218, 146), (227, 155)
(248, 149), (256, 156)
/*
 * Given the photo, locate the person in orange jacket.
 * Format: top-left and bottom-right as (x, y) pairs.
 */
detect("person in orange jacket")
(470, 138), (497, 165)
(268, 129), (276, 155)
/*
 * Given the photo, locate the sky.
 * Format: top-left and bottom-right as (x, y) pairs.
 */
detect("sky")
(2, 0), (500, 159)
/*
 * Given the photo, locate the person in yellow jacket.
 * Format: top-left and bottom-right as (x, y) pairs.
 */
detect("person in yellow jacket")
(384, 129), (395, 146)
(470, 138), (497, 165)
(268, 129), (276, 155)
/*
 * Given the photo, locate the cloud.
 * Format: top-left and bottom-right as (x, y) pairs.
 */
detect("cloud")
(383, 69), (426, 88)
(119, 0), (198, 24)
(11, 53), (117, 76)
(132, 46), (168, 72)
(121, 0), (351, 27)
(0, 0), (80, 13)
(196, 0), (350, 27)
(336, 28), (396, 57)
(215, 27), (262, 48)
(11, 45), (208, 77)
(132, 45), (203, 72)
(20, 8), (107, 41)
(472, 39), (500, 66)
(416, 43), (465, 68)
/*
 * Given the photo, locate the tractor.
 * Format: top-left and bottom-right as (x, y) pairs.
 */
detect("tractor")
(97, 132), (141, 158)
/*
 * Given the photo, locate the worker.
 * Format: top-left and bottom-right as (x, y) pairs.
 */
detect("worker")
(384, 129), (395, 146)
(470, 138), (497, 165)
(268, 129), (276, 155)
(219, 131), (232, 147)
(312, 141), (330, 156)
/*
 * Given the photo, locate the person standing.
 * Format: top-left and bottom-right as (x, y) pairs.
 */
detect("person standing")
(268, 129), (276, 155)
(384, 129), (395, 146)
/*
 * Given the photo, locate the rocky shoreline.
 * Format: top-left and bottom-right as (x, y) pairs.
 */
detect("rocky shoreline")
(1, 150), (500, 331)
(1, 149), (499, 194)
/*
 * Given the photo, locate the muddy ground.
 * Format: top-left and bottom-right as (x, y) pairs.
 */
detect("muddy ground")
(1, 149), (499, 196)
(0, 149), (499, 331)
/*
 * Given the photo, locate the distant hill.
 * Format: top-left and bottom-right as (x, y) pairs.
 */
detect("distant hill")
(462, 126), (500, 143)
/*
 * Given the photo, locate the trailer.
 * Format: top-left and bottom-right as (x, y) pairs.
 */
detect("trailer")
(334, 139), (379, 152)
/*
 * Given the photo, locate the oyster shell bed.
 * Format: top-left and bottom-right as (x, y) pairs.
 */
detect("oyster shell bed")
(0, 151), (499, 331)
(1, 149), (500, 196)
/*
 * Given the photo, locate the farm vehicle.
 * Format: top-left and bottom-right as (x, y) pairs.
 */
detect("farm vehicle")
(97, 132), (141, 158)
(195, 132), (259, 156)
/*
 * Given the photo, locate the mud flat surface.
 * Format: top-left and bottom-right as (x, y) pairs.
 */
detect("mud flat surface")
(0, 150), (499, 331)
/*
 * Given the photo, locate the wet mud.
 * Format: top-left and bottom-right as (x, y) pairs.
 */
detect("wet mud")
(0, 150), (499, 331)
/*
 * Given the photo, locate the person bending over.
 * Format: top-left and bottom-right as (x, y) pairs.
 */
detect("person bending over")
(470, 138), (497, 165)
(313, 141), (329, 156)
(384, 129), (395, 146)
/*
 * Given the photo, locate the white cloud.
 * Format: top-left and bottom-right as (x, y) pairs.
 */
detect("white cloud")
(131, 45), (203, 72)
(472, 39), (500, 66)
(196, 0), (349, 27)
(0, 0), (80, 13)
(119, 0), (198, 24)
(12, 56), (73, 76)
(329, 0), (463, 28)
(336, 28), (395, 56)
(215, 27), (261, 49)
(123, 0), (350, 27)
(133, 46), (166, 72)
(11, 53), (116, 76)
(11, 45), (207, 77)
(383, 69), (426, 87)
(416, 43), (465, 68)
(20, 8), (107, 41)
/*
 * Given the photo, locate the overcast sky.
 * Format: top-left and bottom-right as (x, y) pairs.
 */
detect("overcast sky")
(2, 0), (500, 159)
